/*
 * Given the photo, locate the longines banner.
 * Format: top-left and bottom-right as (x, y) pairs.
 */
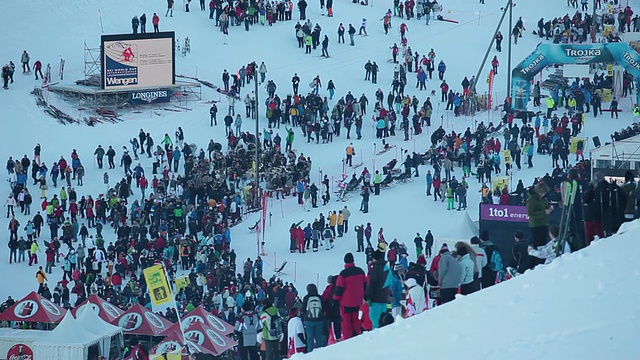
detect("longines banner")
(101, 32), (175, 90)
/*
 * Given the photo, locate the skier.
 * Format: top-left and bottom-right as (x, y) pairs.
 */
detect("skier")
(337, 23), (345, 43)
(132, 15), (140, 34)
(140, 13), (147, 33)
(153, 13), (160, 32)
(166, 0), (174, 17)
(21, 51), (30, 73)
(495, 31), (503, 52)
(321, 35), (329, 57)
(348, 24), (356, 46)
(1, 65), (10, 89)
(358, 18), (367, 35)
(209, 103), (218, 126)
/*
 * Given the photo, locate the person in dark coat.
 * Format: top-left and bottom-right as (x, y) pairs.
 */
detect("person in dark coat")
(321, 275), (341, 340)
(511, 230), (532, 274)
(333, 252), (365, 340)
(366, 250), (390, 329)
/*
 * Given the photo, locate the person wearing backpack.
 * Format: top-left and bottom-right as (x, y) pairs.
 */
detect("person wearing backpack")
(479, 232), (504, 287)
(236, 302), (261, 360)
(301, 283), (325, 352)
(260, 298), (283, 360)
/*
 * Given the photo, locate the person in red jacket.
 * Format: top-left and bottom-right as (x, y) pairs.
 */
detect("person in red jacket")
(138, 175), (148, 199)
(296, 226), (305, 253)
(152, 13), (160, 32)
(33, 60), (43, 80)
(333, 252), (366, 341)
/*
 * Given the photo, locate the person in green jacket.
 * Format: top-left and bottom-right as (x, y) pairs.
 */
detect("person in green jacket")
(285, 127), (295, 152)
(527, 182), (553, 251)
(260, 298), (282, 360)
(373, 170), (382, 195)
(305, 34), (313, 54)
(446, 186), (454, 210)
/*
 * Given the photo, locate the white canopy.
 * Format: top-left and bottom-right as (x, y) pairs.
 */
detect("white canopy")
(440, 210), (479, 244)
(33, 312), (100, 360)
(75, 305), (124, 359)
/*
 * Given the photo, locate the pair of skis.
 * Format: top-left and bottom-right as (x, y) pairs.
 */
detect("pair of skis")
(554, 179), (577, 257)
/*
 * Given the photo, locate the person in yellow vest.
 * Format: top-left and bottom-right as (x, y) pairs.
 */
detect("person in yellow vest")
(345, 143), (355, 166)
(337, 210), (345, 237)
(546, 96), (554, 118)
(503, 149), (511, 176)
(36, 265), (47, 293)
(328, 211), (337, 236)
(29, 240), (40, 266)
(633, 104), (639, 123)
(567, 96), (576, 116)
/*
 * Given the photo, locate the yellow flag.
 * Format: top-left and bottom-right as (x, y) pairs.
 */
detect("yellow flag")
(143, 264), (172, 306)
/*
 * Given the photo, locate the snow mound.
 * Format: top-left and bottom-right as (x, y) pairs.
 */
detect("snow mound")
(300, 220), (640, 360)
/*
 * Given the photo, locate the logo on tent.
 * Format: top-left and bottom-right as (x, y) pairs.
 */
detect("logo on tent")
(101, 302), (122, 319)
(145, 312), (166, 329)
(119, 312), (143, 331)
(155, 341), (181, 354)
(13, 301), (38, 319)
(206, 329), (227, 347)
(185, 330), (205, 345)
(40, 299), (61, 316)
(183, 315), (204, 330)
(206, 314), (227, 332)
(6, 344), (33, 360)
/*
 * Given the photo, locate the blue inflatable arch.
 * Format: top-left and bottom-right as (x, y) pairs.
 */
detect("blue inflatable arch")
(511, 43), (640, 110)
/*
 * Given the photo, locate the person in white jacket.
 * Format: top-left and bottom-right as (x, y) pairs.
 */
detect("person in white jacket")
(404, 278), (426, 317)
(457, 246), (476, 295)
(528, 225), (569, 264)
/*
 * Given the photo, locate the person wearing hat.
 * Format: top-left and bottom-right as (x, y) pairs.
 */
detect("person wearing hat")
(287, 307), (306, 355)
(413, 232), (424, 258)
(367, 250), (391, 329)
(437, 245), (460, 304)
(429, 243), (448, 279)
(333, 253), (366, 340)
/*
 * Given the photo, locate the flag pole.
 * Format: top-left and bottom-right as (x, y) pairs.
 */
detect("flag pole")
(158, 264), (194, 355)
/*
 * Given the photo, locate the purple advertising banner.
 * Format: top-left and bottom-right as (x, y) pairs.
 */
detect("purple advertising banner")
(480, 204), (530, 223)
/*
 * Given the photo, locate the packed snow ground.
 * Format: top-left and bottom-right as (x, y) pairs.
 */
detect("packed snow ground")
(299, 220), (640, 360)
(1, 0), (639, 356)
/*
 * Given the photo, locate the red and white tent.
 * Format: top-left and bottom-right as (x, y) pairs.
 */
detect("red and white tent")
(156, 321), (237, 356)
(71, 295), (125, 323)
(0, 291), (66, 323)
(158, 306), (235, 337)
(149, 331), (210, 358)
(111, 304), (173, 336)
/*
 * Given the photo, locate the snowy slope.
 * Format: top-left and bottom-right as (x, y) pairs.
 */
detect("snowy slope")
(300, 220), (640, 360)
(0, 0), (638, 340)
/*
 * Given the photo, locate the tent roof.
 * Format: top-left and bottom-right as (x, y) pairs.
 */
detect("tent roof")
(591, 134), (640, 162)
(75, 303), (123, 339)
(0, 291), (66, 323)
(158, 306), (234, 337)
(37, 312), (100, 346)
(71, 295), (124, 323)
(112, 303), (173, 336)
(440, 210), (479, 242)
(158, 321), (237, 356)
(150, 331), (211, 356)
